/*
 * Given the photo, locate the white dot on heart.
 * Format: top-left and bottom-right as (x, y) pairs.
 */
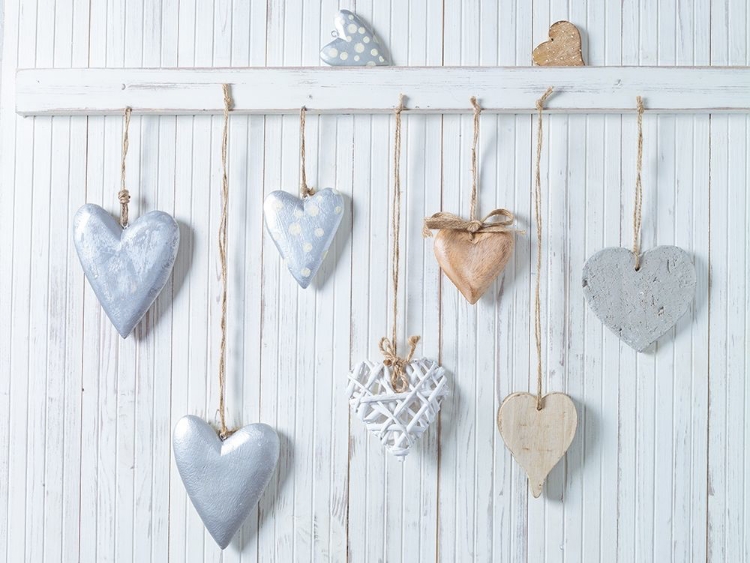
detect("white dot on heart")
(301, 268), (311, 276)
(348, 14), (354, 20)
(340, 52), (349, 60)
(314, 228), (324, 237)
(354, 55), (360, 61)
(293, 208), (303, 218)
(328, 47), (338, 58)
(306, 204), (319, 216)
(379, 56), (385, 62)
(288, 223), (301, 235)
(347, 23), (357, 34)
(303, 242), (313, 252)
(363, 36), (371, 44)
(354, 43), (364, 53)
(358, 27), (365, 33)
(272, 199), (284, 211)
(370, 48), (378, 56)
(334, 206), (342, 214)
(366, 61), (376, 67)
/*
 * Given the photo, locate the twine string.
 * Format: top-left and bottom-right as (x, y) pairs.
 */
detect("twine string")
(299, 107), (315, 198)
(119, 107), (132, 228)
(380, 94), (418, 393)
(218, 84), (233, 440)
(423, 96), (521, 238)
(633, 96), (645, 270)
(534, 87), (553, 411)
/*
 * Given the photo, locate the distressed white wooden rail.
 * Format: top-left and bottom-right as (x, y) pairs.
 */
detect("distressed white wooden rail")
(15, 66), (750, 115)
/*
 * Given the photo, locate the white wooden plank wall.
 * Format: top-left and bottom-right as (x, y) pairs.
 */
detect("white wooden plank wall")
(0, 1), (747, 562)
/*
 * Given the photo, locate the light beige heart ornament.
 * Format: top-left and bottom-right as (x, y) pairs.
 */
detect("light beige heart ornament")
(434, 230), (514, 304)
(497, 392), (577, 498)
(532, 21), (585, 67)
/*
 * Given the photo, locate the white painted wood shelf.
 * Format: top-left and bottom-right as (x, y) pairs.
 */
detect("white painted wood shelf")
(16, 66), (750, 116)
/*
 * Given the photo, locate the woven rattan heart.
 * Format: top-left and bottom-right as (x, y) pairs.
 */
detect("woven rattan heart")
(347, 358), (449, 458)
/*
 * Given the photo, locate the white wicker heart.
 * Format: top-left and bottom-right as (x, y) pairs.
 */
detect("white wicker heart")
(347, 358), (449, 458)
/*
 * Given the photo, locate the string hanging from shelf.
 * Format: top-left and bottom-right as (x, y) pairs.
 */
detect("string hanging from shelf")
(497, 87), (578, 499)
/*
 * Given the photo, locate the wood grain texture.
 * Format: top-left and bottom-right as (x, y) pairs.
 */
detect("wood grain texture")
(433, 230), (515, 304)
(0, 1), (747, 562)
(497, 392), (578, 498)
(532, 22), (585, 66)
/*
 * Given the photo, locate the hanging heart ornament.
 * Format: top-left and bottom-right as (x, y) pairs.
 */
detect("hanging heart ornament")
(73, 203), (179, 337)
(347, 358), (448, 458)
(320, 10), (390, 66)
(582, 246), (696, 352)
(497, 392), (577, 498)
(172, 415), (280, 549)
(532, 21), (585, 66)
(434, 230), (515, 304)
(264, 188), (344, 288)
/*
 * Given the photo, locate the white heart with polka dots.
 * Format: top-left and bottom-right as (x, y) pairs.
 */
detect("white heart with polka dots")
(320, 9), (391, 66)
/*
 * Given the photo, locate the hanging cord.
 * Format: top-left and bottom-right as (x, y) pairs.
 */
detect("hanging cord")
(299, 107), (316, 198)
(119, 107), (132, 228)
(379, 94), (420, 393)
(534, 87), (553, 411)
(423, 97), (523, 237)
(218, 84), (233, 440)
(632, 96), (645, 270)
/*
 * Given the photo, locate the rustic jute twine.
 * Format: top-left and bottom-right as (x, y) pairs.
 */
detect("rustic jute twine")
(632, 96), (645, 270)
(534, 87), (553, 411)
(299, 107), (316, 198)
(119, 107), (133, 228)
(379, 94), (420, 393)
(218, 84), (233, 440)
(423, 96), (522, 238)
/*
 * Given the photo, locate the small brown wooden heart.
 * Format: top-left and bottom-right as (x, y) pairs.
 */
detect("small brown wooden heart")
(532, 21), (585, 67)
(497, 392), (577, 498)
(433, 230), (514, 304)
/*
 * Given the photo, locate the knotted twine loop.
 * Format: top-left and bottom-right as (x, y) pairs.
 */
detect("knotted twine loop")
(380, 94), (419, 393)
(534, 87), (553, 411)
(299, 106), (316, 198)
(423, 96), (523, 238)
(218, 84), (234, 440)
(119, 107), (132, 228)
(632, 96), (645, 270)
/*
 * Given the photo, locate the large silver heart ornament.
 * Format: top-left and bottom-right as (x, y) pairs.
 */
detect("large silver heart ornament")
(347, 358), (449, 458)
(172, 415), (280, 549)
(264, 188), (344, 288)
(73, 204), (179, 338)
(582, 246), (697, 352)
(320, 10), (391, 66)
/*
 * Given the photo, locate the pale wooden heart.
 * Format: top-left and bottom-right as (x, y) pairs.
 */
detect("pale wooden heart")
(532, 21), (585, 67)
(433, 230), (514, 304)
(497, 392), (578, 498)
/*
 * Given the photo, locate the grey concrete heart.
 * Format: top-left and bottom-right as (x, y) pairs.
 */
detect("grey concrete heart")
(582, 246), (697, 352)
(172, 415), (280, 549)
(320, 9), (391, 66)
(73, 204), (179, 338)
(264, 188), (344, 288)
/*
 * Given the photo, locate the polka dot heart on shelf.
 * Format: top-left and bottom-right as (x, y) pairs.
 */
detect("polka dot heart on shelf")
(320, 9), (391, 66)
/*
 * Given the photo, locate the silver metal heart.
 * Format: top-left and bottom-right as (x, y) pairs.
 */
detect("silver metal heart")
(73, 204), (179, 338)
(582, 246), (697, 352)
(264, 188), (344, 288)
(172, 415), (280, 549)
(320, 10), (391, 66)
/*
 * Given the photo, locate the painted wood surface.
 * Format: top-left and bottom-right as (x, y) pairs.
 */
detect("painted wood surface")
(15, 66), (750, 115)
(0, 1), (747, 562)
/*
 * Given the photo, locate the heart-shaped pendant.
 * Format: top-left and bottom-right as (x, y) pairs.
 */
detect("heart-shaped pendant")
(320, 10), (391, 66)
(172, 415), (280, 549)
(347, 358), (448, 458)
(497, 392), (577, 498)
(582, 246), (696, 352)
(264, 188), (344, 288)
(433, 230), (515, 304)
(73, 203), (179, 338)
(532, 21), (585, 66)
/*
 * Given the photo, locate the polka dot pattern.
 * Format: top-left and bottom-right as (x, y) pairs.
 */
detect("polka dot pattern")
(320, 9), (391, 67)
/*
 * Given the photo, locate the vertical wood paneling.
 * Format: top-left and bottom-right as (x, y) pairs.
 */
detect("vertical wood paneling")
(0, 1), (748, 562)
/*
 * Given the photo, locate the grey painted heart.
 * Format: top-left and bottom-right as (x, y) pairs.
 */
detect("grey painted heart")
(73, 204), (179, 337)
(320, 9), (390, 66)
(582, 246), (697, 352)
(264, 188), (344, 288)
(172, 415), (280, 549)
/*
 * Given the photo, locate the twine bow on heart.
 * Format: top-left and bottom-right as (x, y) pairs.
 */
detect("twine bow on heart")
(378, 335), (420, 392)
(422, 208), (522, 237)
